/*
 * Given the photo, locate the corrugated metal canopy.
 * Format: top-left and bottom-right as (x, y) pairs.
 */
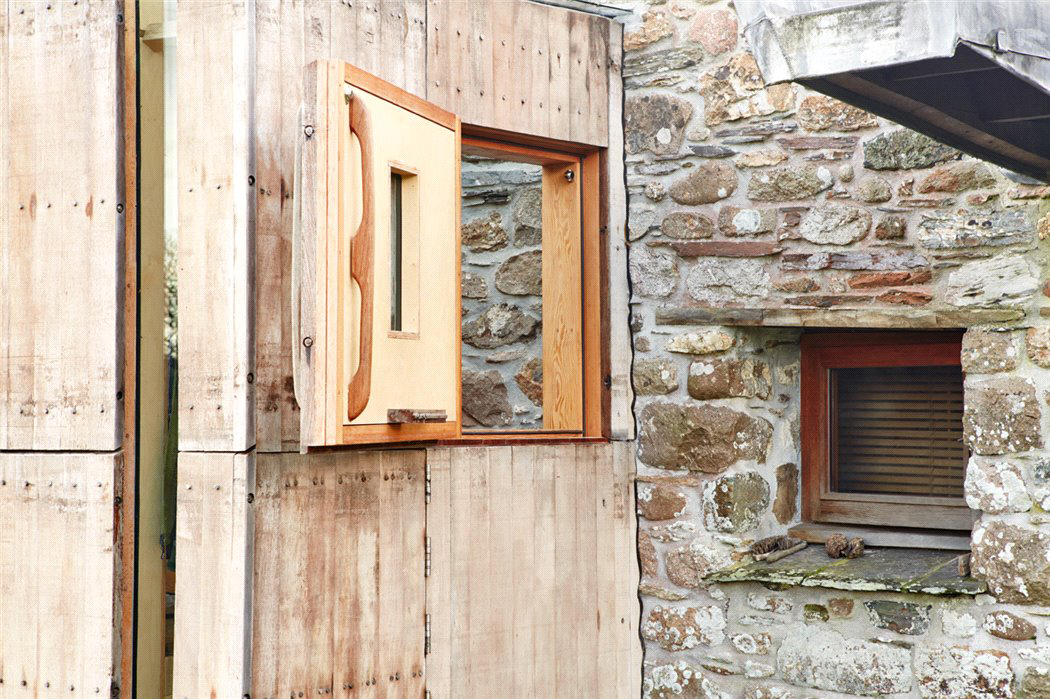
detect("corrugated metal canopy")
(737, 0), (1050, 182)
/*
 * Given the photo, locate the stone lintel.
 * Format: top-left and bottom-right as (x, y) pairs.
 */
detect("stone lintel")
(707, 545), (987, 596)
(654, 305), (1025, 328)
(649, 240), (783, 258)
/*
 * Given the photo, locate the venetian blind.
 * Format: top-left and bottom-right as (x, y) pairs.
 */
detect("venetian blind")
(832, 365), (967, 498)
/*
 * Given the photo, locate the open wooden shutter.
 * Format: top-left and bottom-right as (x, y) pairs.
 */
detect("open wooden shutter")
(295, 61), (461, 448)
(832, 365), (967, 498)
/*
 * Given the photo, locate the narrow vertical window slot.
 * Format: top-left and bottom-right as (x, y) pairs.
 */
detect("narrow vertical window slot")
(388, 165), (419, 337)
(391, 172), (404, 332)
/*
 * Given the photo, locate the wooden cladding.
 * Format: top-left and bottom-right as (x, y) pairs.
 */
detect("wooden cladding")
(0, 453), (118, 697)
(173, 452), (254, 698)
(426, 443), (641, 699)
(801, 332), (973, 531)
(250, 451), (426, 699)
(1, 1), (124, 450)
(426, 0), (610, 147)
(832, 365), (967, 498)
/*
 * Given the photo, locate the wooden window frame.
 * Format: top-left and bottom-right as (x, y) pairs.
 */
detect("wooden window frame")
(455, 131), (607, 442)
(297, 61), (611, 449)
(800, 331), (973, 533)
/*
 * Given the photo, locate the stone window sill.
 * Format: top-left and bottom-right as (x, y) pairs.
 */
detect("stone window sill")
(706, 545), (986, 596)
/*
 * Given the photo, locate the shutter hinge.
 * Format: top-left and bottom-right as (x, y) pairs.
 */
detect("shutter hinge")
(425, 461), (432, 504)
(426, 691), (432, 699)
(425, 613), (432, 655)
(425, 536), (432, 577)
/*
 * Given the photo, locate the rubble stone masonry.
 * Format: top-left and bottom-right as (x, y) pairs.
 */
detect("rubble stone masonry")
(612, 1), (1050, 696)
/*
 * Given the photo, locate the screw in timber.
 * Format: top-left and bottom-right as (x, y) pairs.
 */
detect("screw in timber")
(304, 125), (315, 138)
(303, 336), (314, 348)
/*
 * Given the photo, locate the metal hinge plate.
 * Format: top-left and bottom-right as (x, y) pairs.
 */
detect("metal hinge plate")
(425, 536), (432, 577)
(425, 613), (432, 655)
(425, 461), (432, 504)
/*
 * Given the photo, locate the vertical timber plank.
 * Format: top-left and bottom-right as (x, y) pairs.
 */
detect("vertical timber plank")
(615, 442), (642, 698)
(386, 449), (426, 699)
(84, 453), (119, 696)
(465, 447), (491, 697)
(509, 446), (536, 696)
(255, 0), (307, 452)
(177, 0), (255, 451)
(347, 450), (381, 697)
(402, 0), (428, 98)
(424, 448), (452, 699)
(531, 446), (557, 699)
(487, 447), (514, 693)
(568, 12), (592, 145)
(354, 0), (380, 76)
(552, 445), (578, 697)
(605, 24), (634, 440)
(524, 2), (552, 141)
(173, 452), (254, 699)
(172, 453), (202, 696)
(10, 455), (40, 694)
(575, 445), (599, 694)
(490, 1), (522, 134)
(328, 451), (356, 696)
(465, 1), (494, 129)
(594, 444), (619, 698)
(378, 451), (406, 699)
(546, 10), (572, 142)
(249, 453), (281, 698)
(446, 448), (469, 697)
(589, 18), (610, 146)
(0, 0), (7, 452)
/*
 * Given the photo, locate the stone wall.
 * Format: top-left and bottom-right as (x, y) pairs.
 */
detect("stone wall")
(460, 158), (545, 429)
(614, 1), (1050, 696)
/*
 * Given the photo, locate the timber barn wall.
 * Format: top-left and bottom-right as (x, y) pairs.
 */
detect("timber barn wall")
(174, 1), (640, 698)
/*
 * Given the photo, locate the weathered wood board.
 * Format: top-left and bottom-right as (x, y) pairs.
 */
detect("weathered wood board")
(604, 24), (635, 440)
(1, 0), (124, 450)
(177, 0), (255, 451)
(0, 451), (118, 697)
(250, 449), (426, 699)
(425, 442), (641, 699)
(425, 0), (610, 147)
(172, 451), (255, 699)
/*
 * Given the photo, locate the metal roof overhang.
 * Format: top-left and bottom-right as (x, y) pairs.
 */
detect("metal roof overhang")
(737, 0), (1050, 182)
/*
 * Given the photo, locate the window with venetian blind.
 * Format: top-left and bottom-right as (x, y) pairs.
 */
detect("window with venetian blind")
(800, 332), (974, 532)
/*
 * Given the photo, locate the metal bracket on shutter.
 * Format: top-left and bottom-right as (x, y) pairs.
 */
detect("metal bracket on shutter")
(425, 461), (432, 504)
(425, 613), (432, 655)
(425, 536), (432, 577)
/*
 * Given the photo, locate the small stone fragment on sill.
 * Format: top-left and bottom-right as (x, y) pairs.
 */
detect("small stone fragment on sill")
(826, 533), (864, 559)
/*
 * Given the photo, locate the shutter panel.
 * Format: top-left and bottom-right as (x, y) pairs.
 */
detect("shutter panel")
(296, 61), (462, 447)
(832, 365), (967, 498)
